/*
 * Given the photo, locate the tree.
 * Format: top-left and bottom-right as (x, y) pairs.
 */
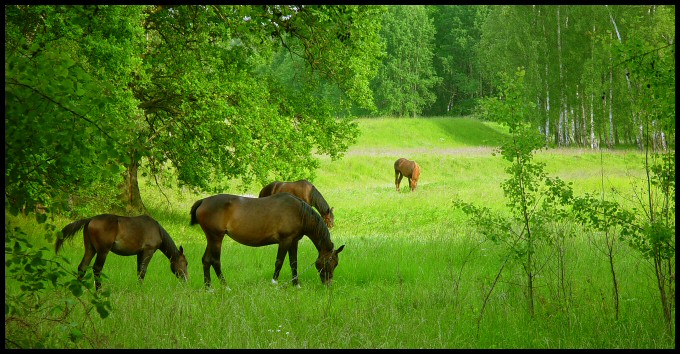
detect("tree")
(372, 5), (441, 117)
(5, 5), (386, 215)
(427, 5), (485, 116)
(458, 68), (574, 319)
(475, 5), (674, 150)
(5, 5), (147, 215)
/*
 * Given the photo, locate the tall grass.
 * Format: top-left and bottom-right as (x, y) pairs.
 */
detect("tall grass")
(6, 117), (673, 348)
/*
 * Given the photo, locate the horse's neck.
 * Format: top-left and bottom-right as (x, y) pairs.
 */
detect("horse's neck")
(158, 229), (180, 260)
(303, 215), (333, 254)
(310, 188), (330, 215)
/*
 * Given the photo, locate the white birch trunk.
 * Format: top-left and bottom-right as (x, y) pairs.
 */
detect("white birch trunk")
(608, 58), (615, 148)
(581, 90), (587, 147)
(606, 5), (640, 148)
(570, 107), (576, 146)
(590, 91), (597, 149)
(545, 64), (551, 144)
(557, 6), (566, 147)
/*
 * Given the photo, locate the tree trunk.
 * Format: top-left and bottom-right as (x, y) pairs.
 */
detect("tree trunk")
(608, 42), (615, 149)
(118, 155), (146, 214)
(590, 91), (597, 149)
(557, 6), (566, 148)
(606, 5), (641, 150)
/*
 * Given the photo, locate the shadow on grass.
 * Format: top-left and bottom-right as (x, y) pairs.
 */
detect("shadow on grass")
(430, 117), (509, 147)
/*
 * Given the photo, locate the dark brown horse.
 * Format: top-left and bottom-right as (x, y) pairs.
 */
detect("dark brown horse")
(394, 157), (421, 192)
(190, 192), (344, 288)
(258, 179), (335, 228)
(56, 214), (188, 290)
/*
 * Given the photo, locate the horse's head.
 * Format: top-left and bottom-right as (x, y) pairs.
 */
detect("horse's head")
(315, 244), (345, 285)
(323, 207), (335, 229)
(410, 163), (421, 191)
(171, 245), (189, 282)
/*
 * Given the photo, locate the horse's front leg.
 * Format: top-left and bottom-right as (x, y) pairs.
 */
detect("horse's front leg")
(288, 241), (300, 287)
(272, 242), (290, 285)
(136, 250), (155, 283)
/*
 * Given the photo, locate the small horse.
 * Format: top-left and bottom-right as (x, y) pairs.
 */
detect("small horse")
(56, 214), (188, 290)
(258, 179), (335, 228)
(190, 193), (345, 288)
(394, 157), (421, 192)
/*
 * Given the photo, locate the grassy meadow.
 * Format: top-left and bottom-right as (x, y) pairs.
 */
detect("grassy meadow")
(5, 117), (674, 348)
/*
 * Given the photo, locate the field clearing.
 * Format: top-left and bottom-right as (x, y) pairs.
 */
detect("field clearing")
(5, 117), (673, 348)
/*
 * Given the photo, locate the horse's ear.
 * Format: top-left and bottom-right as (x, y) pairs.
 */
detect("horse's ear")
(334, 244), (345, 254)
(179, 246), (184, 254)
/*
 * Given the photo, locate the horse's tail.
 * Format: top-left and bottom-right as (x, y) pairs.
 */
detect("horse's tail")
(56, 217), (92, 253)
(190, 199), (203, 226)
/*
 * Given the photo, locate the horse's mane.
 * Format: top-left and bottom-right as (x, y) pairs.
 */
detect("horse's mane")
(412, 162), (421, 180)
(298, 199), (333, 252)
(158, 224), (181, 260)
(309, 186), (331, 215)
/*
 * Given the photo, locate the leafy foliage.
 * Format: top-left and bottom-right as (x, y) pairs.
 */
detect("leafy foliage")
(372, 5), (441, 117)
(5, 219), (112, 348)
(5, 5), (143, 215)
(457, 69), (575, 318)
(5, 5), (386, 214)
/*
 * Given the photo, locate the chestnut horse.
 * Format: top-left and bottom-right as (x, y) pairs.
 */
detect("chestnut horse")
(394, 157), (421, 192)
(190, 193), (345, 288)
(56, 214), (188, 290)
(258, 179), (335, 228)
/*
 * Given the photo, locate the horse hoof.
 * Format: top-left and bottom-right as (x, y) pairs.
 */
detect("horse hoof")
(271, 279), (278, 285)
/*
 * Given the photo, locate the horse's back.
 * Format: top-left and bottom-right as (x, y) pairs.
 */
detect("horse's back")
(394, 158), (415, 176)
(88, 214), (162, 255)
(278, 180), (313, 204)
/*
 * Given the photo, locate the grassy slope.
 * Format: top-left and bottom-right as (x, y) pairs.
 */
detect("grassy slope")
(6, 117), (671, 348)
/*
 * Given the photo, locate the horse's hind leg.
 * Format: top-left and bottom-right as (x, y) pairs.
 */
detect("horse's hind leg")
(91, 250), (110, 291)
(76, 227), (97, 280)
(395, 171), (403, 192)
(202, 234), (226, 288)
(77, 246), (96, 281)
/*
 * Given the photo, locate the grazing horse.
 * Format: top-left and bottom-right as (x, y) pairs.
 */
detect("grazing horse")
(190, 193), (345, 288)
(56, 214), (188, 290)
(394, 157), (421, 192)
(258, 179), (335, 228)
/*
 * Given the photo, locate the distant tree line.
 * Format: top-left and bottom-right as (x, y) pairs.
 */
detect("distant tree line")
(370, 5), (675, 151)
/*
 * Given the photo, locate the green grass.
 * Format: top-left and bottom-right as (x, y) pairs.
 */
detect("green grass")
(5, 117), (673, 348)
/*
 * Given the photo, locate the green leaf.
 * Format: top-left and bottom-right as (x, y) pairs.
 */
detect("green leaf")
(68, 280), (84, 297)
(35, 213), (48, 224)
